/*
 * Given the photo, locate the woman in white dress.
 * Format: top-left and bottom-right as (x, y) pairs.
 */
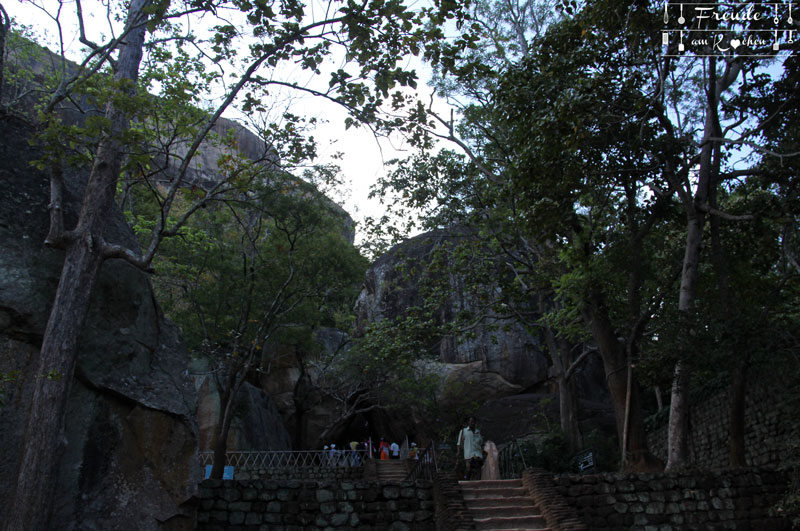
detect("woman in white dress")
(481, 440), (500, 480)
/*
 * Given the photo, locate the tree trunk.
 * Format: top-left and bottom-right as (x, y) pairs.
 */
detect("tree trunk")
(557, 373), (582, 454)
(5, 4), (149, 528)
(729, 362), (748, 467)
(211, 372), (241, 479)
(666, 358), (691, 468)
(667, 185), (706, 471)
(5, 240), (104, 530)
(541, 322), (583, 454)
(666, 55), (721, 471)
(583, 296), (662, 472)
(0, 3), (9, 105)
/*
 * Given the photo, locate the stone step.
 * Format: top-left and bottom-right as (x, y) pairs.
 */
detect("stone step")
(478, 529), (550, 531)
(468, 506), (543, 519)
(473, 515), (549, 530)
(459, 479), (524, 488)
(465, 496), (538, 509)
(462, 487), (528, 499)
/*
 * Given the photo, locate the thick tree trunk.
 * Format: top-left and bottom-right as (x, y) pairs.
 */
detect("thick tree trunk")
(5, 4), (149, 529)
(5, 240), (104, 530)
(557, 373), (582, 454)
(583, 297), (662, 472)
(542, 324), (583, 454)
(666, 54), (722, 471)
(666, 358), (691, 468)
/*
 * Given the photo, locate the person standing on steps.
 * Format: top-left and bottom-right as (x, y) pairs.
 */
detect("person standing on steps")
(456, 416), (484, 480)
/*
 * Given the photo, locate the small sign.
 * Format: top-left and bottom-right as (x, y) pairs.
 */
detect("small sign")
(576, 450), (595, 473)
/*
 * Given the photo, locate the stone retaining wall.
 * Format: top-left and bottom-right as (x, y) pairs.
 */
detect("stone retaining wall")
(196, 479), (434, 530)
(432, 471), (475, 531)
(527, 467), (791, 530)
(647, 380), (793, 468)
(234, 467), (364, 481)
(522, 469), (587, 530)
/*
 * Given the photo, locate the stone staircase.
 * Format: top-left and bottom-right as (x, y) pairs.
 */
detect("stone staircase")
(374, 459), (409, 482)
(460, 479), (549, 531)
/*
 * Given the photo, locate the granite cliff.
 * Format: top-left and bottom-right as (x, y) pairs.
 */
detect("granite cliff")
(0, 115), (198, 529)
(354, 229), (614, 443)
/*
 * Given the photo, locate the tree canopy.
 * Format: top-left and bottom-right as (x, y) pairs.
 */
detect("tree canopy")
(367, 0), (800, 470)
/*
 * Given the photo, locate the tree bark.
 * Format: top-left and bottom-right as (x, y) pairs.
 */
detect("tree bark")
(583, 295), (662, 472)
(707, 139), (749, 467)
(211, 369), (243, 479)
(5, 3), (149, 528)
(557, 372), (582, 454)
(729, 362), (749, 467)
(0, 2), (10, 106)
(666, 358), (691, 468)
(542, 326), (583, 454)
(666, 55), (722, 471)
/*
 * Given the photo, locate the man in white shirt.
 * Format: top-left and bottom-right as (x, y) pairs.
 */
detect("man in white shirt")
(389, 441), (400, 459)
(456, 417), (484, 480)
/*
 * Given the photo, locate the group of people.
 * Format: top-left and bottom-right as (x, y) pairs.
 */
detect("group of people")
(321, 437), (421, 463)
(318, 415), (495, 479)
(319, 443), (364, 467)
(374, 438), (421, 460)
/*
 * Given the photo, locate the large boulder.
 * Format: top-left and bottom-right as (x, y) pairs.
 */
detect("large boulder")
(355, 230), (553, 389)
(353, 229), (612, 441)
(193, 365), (293, 452)
(0, 115), (199, 530)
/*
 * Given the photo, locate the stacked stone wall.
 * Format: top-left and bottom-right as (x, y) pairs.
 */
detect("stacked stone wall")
(647, 381), (792, 468)
(530, 468), (790, 530)
(196, 479), (434, 530)
(522, 469), (588, 530)
(432, 471), (475, 531)
(234, 467), (363, 481)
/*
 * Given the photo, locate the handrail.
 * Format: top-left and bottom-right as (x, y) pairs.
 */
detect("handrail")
(198, 449), (368, 470)
(498, 439), (528, 479)
(405, 443), (438, 482)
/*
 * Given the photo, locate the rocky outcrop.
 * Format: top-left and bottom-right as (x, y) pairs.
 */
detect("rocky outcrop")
(355, 229), (608, 396)
(353, 229), (614, 444)
(0, 115), (198, 530)
(192, 362), (293, 452)
(355, 230), (550, 390)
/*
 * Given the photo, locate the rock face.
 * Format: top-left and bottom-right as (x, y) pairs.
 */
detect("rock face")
(356, 230), (551, 389)
(354, 229), (612, 439)
(0, 115), (199, 530)
(193, 366), (293, 452)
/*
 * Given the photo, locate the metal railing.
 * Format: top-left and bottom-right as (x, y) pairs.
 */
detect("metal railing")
(405, 443), (438, 482)
(498, 439), (528, 479)
(199, 449), (368, 470)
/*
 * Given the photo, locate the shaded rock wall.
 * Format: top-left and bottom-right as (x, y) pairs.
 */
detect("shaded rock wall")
(355, 230), (550, 390)
(0, 115), (198, 530)
(354, 229), (611, 439)
(193, 372), (292, 452)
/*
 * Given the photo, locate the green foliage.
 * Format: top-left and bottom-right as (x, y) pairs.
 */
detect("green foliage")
(149, 174), (367, 367)
(363, 0), (800, 472)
